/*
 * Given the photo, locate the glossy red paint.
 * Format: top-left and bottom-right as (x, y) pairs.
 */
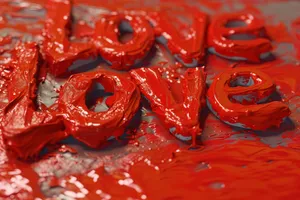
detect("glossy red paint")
(0, 0), (45, 40)
(94, 12), (155, 70)
(148, 5), (207, 64)
(207, 67), (291, 130)
(0, 43), (66, 159)
(55, 141), (300, 200)
(58, 69), (141, 148)
(0, 0), (299, 199)
(42, 0), (96, 77)
(208, 12), (273, 62)
(0, 44), (14, 111)
(130, 67), (206, 144)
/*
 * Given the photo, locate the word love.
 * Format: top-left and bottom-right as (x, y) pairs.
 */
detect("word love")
(0, 43), (290, 159)
(41, 0), (273, 77)
(0, 0), (290, 159)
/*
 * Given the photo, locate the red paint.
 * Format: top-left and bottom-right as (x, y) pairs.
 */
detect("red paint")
(0, 36), (13, 54)
(94, 12), (155, 70)
(58, 69), (140, 148)
(0, 46), (14, 110)
(265, 22), (292, 43)
(0, 43), (66, 159)
(149, 5), (207, 64)
(42, 0), (96, 77)
(55, 140), (300, 200)
(0, 160), (44, 199)
(130, 67), (206, 144)
(207, 67), (291, 130)
(291, 17), (300, 59)
(208, 12), (272, 62)
(0, 1), (299, 199)
(0, 0), (45, 40)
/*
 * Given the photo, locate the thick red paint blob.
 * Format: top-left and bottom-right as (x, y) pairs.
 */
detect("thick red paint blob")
(208, 12), (272, 62)
(42, 0), (96, 77)
(0, 43), (66, 159)
(207, 67), (291, 130)
(130, 67), (206, 144)
(58, 69), (140, 148)
(94, 13), (155, 70)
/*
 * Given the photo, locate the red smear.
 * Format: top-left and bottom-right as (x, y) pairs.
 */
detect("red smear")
(266, 22), (293, 43)
(56, 141), (300, 200)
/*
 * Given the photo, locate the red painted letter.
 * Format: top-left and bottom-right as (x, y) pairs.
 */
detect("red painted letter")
(58, 69), (141, 148)
(149, 5), (207, 66)
(208, 13), (272, 62)
(130, 67), (206, 143)
(207, 67), (290, 130)
(94, 13), (154, 70)
(1, 43), (66, 159)
(43, 0), (96, 77)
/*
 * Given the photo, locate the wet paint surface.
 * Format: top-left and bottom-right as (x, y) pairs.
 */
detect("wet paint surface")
(1, 0), (300, 200)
